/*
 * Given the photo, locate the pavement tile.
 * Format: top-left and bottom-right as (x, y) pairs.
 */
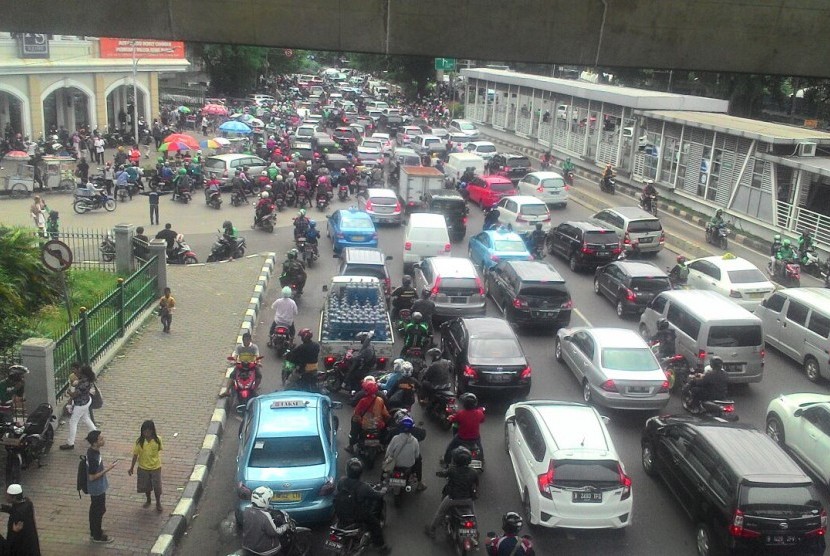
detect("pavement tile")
(20, 256), (268, 555)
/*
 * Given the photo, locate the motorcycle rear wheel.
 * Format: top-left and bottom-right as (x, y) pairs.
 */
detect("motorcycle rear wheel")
(73, 200), (89, 214)
(719, 236), (728, 250)
(234, 247), (245, 259)
(104, 199), (117, 212)
(263, 222), (274, 233)
(184, 255), (198, 265)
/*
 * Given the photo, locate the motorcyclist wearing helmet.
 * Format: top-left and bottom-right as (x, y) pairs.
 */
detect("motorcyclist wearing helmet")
(293, 209), (310, 240)
(390, 276), (418, 319)
(221, 221), (239, 260)
(280, 249), (306, 294)
(486, 512), (535, 556)
(254, 192), (275, 227)
(709, 208), (725, 229)
(668, 255), (689, 287)
(269, 286), (298, 341)
(411, 290), (436, 333)
(266, 162), (279, 181)
(602, 163), (615, 188)
(387, 360), (419, 410)
(688, 356), (729, 410)
(641, 179), (657, 211)
(242, 486), (290, 556)
(231, 170), (248, 204)
(285, 328), (320, 392)
(344, 331), (377, 392)
(651, 318), (677, 359)
(272, 174), (287, 197)
(529, 223), (547, 257)
(347, 377), (390, 453)
(383, 415), (420, 478)
(483, 206), (501, 231)
(385, 409), (427, 489)
(257, 170), (271, 190)
(224, 333), (262, 396)
(316, 175), (332, 206)
(420, 348), (452, 404)
(304, 220), (320, 256)
(770, 234), (782, 257)
(334, 458), (390, 554)
(444, 393), (485, 465)
(798, 230), (814, 262)
(774, 238), (798, 277)
(402, 312), (431, 355)
(295, 175), (311, 206)
(424, 447), (479, 538)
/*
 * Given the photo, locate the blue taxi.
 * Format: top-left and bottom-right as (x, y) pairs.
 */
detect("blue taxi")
(326, 208), (378, 253)
(235, 391), (341, 524)
(468, 228), (532, 271)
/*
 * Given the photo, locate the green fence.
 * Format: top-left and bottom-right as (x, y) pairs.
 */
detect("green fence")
(53, 256), (158, 397)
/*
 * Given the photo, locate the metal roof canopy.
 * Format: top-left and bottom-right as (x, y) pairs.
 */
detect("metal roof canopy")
(639, 110), (830, 145)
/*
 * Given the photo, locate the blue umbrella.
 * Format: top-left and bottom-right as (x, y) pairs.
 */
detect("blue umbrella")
(218, 120), (252, 134)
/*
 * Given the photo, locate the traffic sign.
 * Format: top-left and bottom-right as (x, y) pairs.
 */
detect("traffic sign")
(41, 240), (73, 272)
(434, 58), (457, 71)
(284, 49), (294, 58)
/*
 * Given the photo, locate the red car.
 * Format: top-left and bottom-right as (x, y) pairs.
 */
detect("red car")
(465, 176), (517, 209)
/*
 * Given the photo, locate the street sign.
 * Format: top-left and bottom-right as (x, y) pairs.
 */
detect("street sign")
(284, 49), (294, 58)
(434, 58), (457, 71)
(41, 240), (73, 272)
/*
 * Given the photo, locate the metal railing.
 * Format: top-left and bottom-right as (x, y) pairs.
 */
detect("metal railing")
(53, 255), (158, 397)
(0, 348), (21, 374)
(775, 201), (830, 246)
(36, 228), (114, 271)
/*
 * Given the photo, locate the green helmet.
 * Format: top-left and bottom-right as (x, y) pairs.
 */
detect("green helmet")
(178, 168), (186, 175)
(774, 234), (781, 241)
(298, 209), (306, 217)
(782, 239), (791, 247)
(157, 157), (164, 163)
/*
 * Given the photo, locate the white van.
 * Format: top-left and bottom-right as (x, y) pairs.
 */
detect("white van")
(639, 290), (765, 383)
(444, 152), (486, 187)
(403, 213), (451, 273)
(755, 288), (830, 382)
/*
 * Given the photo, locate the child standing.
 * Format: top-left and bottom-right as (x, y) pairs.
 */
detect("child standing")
(128, 420), (163, 512)
(158, 287), (175, 333)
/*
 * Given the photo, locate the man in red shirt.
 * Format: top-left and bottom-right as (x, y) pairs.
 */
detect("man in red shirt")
(443, 393), (485, 465)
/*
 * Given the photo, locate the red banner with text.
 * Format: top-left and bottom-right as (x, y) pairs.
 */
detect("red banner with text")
(99, 38), (185, 59)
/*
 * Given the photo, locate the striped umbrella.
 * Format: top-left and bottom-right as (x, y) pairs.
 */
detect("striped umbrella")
(158, 141), (192, 152)
(162, 134), (200, 149)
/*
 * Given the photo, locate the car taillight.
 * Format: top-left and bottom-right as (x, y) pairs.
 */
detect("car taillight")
(365, 199), (374, 211)
(659, 231), (665, 244)
(329, 532), (342, 542)
(394, 200), (402, 213)
(537, 460), (554, 499)
(600, 379), (618, 392)
(463, 365), (478, 379)
(405, 241), (412, 250)
(729, 509), (761, 538)
(729, 289), (743, 298)
(581, 243), (595, 255)
(658, 380), (670, 393)
(377, 356), (387, 366)
(475, 276), (485, 296)
(618, 464), (632, 500)
(444, 243), (452, 252)
(490, 254), (500, 262)
(520, 366), (532, 379)
(561, 299), (573, 309)
(237, 482), (252, 500)
(513, 298), (528, 309)
(721, 403), (735, 413)
(431, 276), (442, 296)
(384, 277), (391, 292)
(318, 479), (335, 496)
(611, 246), (622, 255)
(760, 348), (765, 360)
(537, 185), (544, 192)
(462, 216), (468, 225)
(625, 288), (637, 301)
(623, 232), (631, 245)
(806, 509), (827, 537)
(698, 349), (707, 362)
(324, 355), (337, 366)
(463, 520), (476, 529)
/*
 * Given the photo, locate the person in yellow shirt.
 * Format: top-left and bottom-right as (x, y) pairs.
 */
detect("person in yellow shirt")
(159, 287), (175, 333)
(128, 420), (163, 511)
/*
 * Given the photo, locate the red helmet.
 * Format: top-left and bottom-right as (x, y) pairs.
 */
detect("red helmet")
(362, 381), (379, 396)
(318, 176), (328, 185)
(298, 328), (313, 341)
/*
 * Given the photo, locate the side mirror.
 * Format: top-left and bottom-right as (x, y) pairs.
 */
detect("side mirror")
(562, 335), (572, 343)
(412, 263), (420, 270)
(601, 415), (611, 425)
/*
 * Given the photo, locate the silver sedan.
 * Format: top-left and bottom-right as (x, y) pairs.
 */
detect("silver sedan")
(554, 327), (670, 410)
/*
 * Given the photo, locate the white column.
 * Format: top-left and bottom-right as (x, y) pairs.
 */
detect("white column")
(55, 90), (66, 130)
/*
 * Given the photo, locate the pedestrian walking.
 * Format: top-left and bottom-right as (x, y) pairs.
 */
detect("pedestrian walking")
(29, 196), (47, 236)
(128, 420), (163, 512)
(159, 287), (175, 333)
(1, 484), (40, 555)
(67, 362), (97, 426)
(102, 162), (115, 196)
(85, 431), (116, 544)
(59, 364), (97, 451)
(93, 135), (105, 165)
(147, 185), (160, 225)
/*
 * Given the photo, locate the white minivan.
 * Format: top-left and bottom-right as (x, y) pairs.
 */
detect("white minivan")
(444, 152), (486, 187)
(402, 213), (451, 273)
(495, 196), (552, 234)
(517, 171), (569, 207)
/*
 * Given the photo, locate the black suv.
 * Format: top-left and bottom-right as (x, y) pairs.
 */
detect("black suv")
(642, 417), (827, 556)
(488, 153), (532, 184)
(336, 247), (394, 300)
(593, 261), (672, 318)
(424, 192), (469, 242)
(547, 221), (622, 272)
(486, 260), (572, 330)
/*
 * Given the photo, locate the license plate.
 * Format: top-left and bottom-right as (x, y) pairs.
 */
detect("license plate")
(597, 251), (609, 256)
(388, 478), (406, 487)
(532, 310), (559, 318)
(350, 236), (365, 242)
(488, 373), (511, 383)
(450, 297), (467, 303)
(724, 364), (744, 373)
(766, 535), (798, 545)
(638, 237), (654, 243)
(459, 528), (477, 536)
(271, 491), (302, 502)
(572, 491), (602, 503)
(628, 386), (649, 394)
(324, 539), (344, 550)
(469, 460), (482, 469)
(364, 438), (380, 447)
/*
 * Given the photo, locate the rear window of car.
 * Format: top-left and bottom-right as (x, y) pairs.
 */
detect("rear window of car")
(410, 227), (448, 241)
(437, 277), (479, 293)
(248, 436), (325, 468)
(584, 231), (621, 247)
(431, 199), (465, 213)
(726, 269), (767, 284)
(540, 177), (565, 189)
(601, 348), (660, 371)
(519, 204), (549, 216)
(519, 284), (569, 299)
(493, 240), (527, 253)
(553, 460), (620, 486)
(490, 182), (515, 192)
(476, 144), (496, 153)
(740, 485), (822, 516)
(630, 277), (671, 292)
(707, 325), (763, 347)
(342, 264), (385, 279)
(628, 219), (662, 233)
(469, 338), (523, 359)
(204, 158), (227, 170)
(424, 138), (441, 146)
(506, 157), (530, 168)
(370, 195), (397, 204)
(342, 216), (375, 230)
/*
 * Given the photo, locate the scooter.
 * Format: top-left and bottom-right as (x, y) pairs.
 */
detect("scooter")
(705, 221), (730, 250)
(640, 193), (658, 216)
(316, 191), (329, 211)
(323, 486), (385, 555)
(73, 192), (116, 214)
(273, 192), (286, 211)
(230, 190), (247, 207)
(357, 428), (383, 470)
(269, 325), (293, 357)
(173, 186), (192, 204)
(799, 247), (822, 278)
(296, 237), (318, 267)
(385, 466), (418, 508)
(296, 190), (310, 209)
(204, 188), (222, 209)
(167, 235), (199, 265)
(421, 385), (456, 430)
(680, 378), (739, 422)
(206, 235), (246, 262)
(650, 343), (689, 392)
(226, 355), (262, 414)
(338, 184), (349, 201)
(769, 259), (801, 287)
(253, 206), (277, 233)
(439, 484), (479, 556)
(599, 176), (616, 194)
(0, 402), (56, 486)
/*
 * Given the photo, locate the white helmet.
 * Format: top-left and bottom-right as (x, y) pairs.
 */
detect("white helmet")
(251, 486), (273, 508)
(275, 175), (284, 182)
(261, 170), (267, 176)
(392, 358), (404, 373)
(400, 361), (414, 377)
(260, 192), (270, 199)
(288, 172), (295, 179)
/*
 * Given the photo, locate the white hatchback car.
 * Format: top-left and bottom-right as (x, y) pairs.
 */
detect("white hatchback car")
(685, 253), (775, 310)
(766, 393), (830, 487)
(465, 141), (497, 160)
(504, 400), (633, 529)
(516, 171), (569, 207)
(495, 195), (552, 234)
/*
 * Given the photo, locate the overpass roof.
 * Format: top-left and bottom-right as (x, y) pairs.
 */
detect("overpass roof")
(639, 110), (830, 145)
(461, 68), (728, 112)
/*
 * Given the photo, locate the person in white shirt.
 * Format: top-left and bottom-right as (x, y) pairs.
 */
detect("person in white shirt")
(270, 286), (299, 340)
(93, 136), (105, 165)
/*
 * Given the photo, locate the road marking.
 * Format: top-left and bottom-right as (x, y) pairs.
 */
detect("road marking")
(572, 307), (592, 327)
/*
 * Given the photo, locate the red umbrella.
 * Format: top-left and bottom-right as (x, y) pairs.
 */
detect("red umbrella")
(202, 104), (228, 116)
(3, 150), (29, 159)
(161, 134), (199, 149)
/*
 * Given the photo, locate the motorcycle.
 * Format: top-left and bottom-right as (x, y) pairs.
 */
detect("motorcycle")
(599, 176), (616, 194)
(357, 427), (383, 469)
(230, 190), (247, 207)
(204, 188), (222, 209)
(269, 325), (293, 357)
(296, 190), (311, 209)
(100, 235), (116, 262)
(273, 192), (286, 211)
(667, 265), (689, 289)
(422, 385), (456, 430)
(226, 355), (262, 414)
(316, 191), (329, 211)
(395, 309), (413, 336)
(439, 488), (479, 556)
(73, 192), (116, 214)
(564, 170), (575, 186)
(0, 402), (56, 486)
(799, 246), (822, 278)
(769, 259), (801, 287)
(323, 486), (385, 555)
(253, 206), (277, 233)
(401, 347), (426, 378)
(705, 221), (731, 250)
(650, 343), (689, 392)
(385, 466), (418, 507)
(173, 186), (192, 204)
(231, 508), (311, 556)
(338, 184), (349, 201)
(206, 235), (247, 262)
(284, 188), (297, 207)
(640, 193), (658, 216)
(680, 379), (739, 422)
(167, 236), (198, 265)
(296, 237), (318, 267)
(115, 183), (131, 203)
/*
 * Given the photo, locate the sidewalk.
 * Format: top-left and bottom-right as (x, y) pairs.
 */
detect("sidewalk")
(22, 256), (269, 555)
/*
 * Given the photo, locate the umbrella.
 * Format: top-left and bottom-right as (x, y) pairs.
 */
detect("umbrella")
(162, 133), (200, 149)
(199, 139), (228, 149)
(247, 118), (265, 128)
(211, 137), (231, 146)
(202, 104), (228, 116)
(218, 121), (252, 134)
(3, 150), (29, 159)
(159, 141), (193, 152)
(177, 106), (192, 114)
(229, 113), (244, 120)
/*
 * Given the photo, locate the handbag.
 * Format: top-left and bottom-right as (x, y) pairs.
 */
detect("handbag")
(90, 384), (104, 410)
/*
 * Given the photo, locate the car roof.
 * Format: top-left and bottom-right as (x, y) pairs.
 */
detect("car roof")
(419, 135), (440, 141)
(582, 327), (648, 348)
(505, 260), (565, 282)
(408, 213), (446, 225)
(601, 206), (659, 220)
(659, 290), (760, 320)
(502, 195), (547, 205)
(338, 209), (373, 222)
(693, 254), (759, 271)
(342, 247), (387, 265)
(482, 175), (513, 184)
(525, 402), (613, 455)
(690, 422), (812, 482)
(366, 188), (397, 198)
(254, 392), (322, 437)
(497, 153), (530, 160)
(613, 261), (667, 277)
(426, 256), (478, 277)
(462, 317), (516, 337)
(526, 171), (565, 180)
(562, 220), (616, 232)
(483, 229), (524, 243)
(775, 287), (830, 306)
(470, 141), (495, 147)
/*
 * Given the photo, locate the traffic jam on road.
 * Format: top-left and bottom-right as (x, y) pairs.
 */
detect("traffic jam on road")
(167, 72), (830, 556)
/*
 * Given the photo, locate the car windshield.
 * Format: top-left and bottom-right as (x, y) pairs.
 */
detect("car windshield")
(630, 277), (671, 292)
(459, 122), (476, 131)
(370, 195), (397, 204)
(541, 177), (565, 189)
(740, 485), (821, 517)
(726, 268), (767, 283)
(477, 144), (496, 153)
(584, 231), (621, 247)
(248, 436), (325, 468)
(601, 348), (659, 371)
(204, 159), (227, 170)
(506, 158), (530, 168)
(520, 204), (549, 216)
(553, 460), (620, 487)
(628, 220), (663, 233)
(519, 284), (568, 300)
(707, 325), (763, 347)
(493, 240), (527, 253)
(424, 138), (440, 146)
(469, 338), (522, 358)
(342, 217), (374, 230)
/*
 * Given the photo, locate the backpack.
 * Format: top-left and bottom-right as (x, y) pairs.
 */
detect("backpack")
(77, 455), (89, 497)
(333, 482), (359, 521)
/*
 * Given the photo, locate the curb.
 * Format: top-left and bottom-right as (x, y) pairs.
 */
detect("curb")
(150, 252), (277, 556)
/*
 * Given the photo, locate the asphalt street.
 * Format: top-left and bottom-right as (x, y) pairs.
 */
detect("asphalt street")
(166, 176), (830, 556)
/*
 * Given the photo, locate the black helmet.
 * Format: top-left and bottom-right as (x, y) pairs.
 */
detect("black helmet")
(402, 275), (412, 287)
(7, 365), (28, 380)
(426, 347), (442, 361)
(502, 511), (523, 535)
(452, 446), (472, 467)
(460, 392), (478, 410)
(222, 220), (232, 229)
(657, 318), (669, 331)
(346, 457), (364, 479)
(709, 356), (724, 371)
